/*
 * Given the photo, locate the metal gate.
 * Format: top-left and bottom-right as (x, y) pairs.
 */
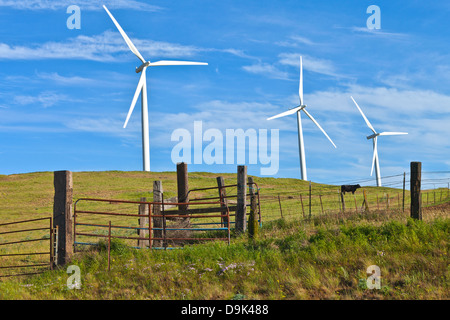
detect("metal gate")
(73, 198), (231, 252)
(0, 217), (57, 279)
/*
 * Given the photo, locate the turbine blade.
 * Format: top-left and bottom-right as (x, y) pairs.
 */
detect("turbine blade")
(299, 56), (303, 105)
(302, 108), (337, 148)
(378, 132), (408, 136)
(148, 60), (208, 66)
(103, 5), (146, 64)
(351, 96), (377, 134)
(370, 137), (378, 176)
(267, 106), (302, 121)
(124, 70), (146, 128)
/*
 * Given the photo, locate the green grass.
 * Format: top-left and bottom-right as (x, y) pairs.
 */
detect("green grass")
(0, 215), (448, 300)
(0, 170), (448, 300)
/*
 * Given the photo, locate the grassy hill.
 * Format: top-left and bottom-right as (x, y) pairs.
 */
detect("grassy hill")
(0, 170), (448, 300)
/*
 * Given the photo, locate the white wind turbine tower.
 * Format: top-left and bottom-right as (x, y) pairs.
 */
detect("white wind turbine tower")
(267, 56), (337, 181)
(103, 5), (207, 172)
(351, 96), (408, 187)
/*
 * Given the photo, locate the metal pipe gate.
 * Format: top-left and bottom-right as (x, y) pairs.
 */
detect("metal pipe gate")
(0, 217), (57, 278)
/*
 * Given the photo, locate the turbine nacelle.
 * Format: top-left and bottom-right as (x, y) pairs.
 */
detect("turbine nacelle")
(367, 133), (379, 140)
(136, 62), (150, 73)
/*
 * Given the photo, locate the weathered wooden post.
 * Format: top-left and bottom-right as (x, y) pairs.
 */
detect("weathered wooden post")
(363, 189), (370, 212)
(53, 170), (73, 266)
(402, 172), (406, 212)
(277, 194), (283, 218)
(410, 162), (422, 220)
(247, 176), (258, 239)
(236, 165), (247, 234)
(309, 181), (312, 219)
(216, 176), (228, 228)
(319, 194), (324, 214)
(340, 192), (346, 213)
(153, 181), (164, 248)
(177, 162), (189, 209)
(300, 194), (305, 218)
(137, 197), (149, 248)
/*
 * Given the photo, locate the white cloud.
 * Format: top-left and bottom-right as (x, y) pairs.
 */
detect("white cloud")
(66, 117), (138, 138)
(13, 91), (71, 107)
(242, 53), (344, 80)
(0, 31), (204, 61)
(275, 35), (316, 48)
(242, 62), (289, 80)
(0, 30), (247, 63)
(0, 0), (161, 11)
(349, 27), (409, 39)
(278, 53), (339, 77)
(35, 72), (97, 85)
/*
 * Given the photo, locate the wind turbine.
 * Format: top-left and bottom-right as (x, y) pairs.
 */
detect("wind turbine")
(267, 56), (337, 181)
(103, 5), (207, 172)
(351, 96), (408, 187)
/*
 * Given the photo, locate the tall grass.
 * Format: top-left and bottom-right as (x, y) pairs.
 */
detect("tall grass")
(1, 211), (448, 300)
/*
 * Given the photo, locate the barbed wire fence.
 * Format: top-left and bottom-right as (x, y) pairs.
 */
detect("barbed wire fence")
(256, 171), (450, 223)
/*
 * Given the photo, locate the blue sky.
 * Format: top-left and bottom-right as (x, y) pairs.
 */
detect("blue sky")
(0, 0), (449, 187)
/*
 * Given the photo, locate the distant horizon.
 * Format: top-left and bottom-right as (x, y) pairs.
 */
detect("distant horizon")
(2, 165), (449, 192)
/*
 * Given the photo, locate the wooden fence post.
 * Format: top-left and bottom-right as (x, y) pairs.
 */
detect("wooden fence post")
(236, 165), (247, 234)
(216, 176), (229, 228)
(363, 189), (370, 212)
(53, 170), (73, 266)
(248, 176), (258, 239)
(402, 172), (406, 212)
(309, 181), (312, 219)
(138, 197), (149, 248)
(319, 195), (324, 214)
(277, 194), (283, 218)
(410, 162), (422, 220)
(300, 194), (305, 218)
(177, 162), (189, 227)
(177, 162), (189, 210)
(153, 181), (164, 248)
(340, 192), (346, 213)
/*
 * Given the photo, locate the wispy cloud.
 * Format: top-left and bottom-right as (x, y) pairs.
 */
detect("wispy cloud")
(278, 53), (339, 78)
(0, 0), (162, 11)
(242, 53), (343, 80)
(66, 117), (138, 138)
(275, 35), (317, 48)
(13, 91), (71, 108)
(0, 31), (203, 61)
(242, 62), (289, 80)
(345, 26), (409, 39)
(0, 30), (248, 63)
(35, 72), (97, 86)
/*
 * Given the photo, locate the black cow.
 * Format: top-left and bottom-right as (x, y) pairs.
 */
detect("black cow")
(341, 184), (361, 195)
